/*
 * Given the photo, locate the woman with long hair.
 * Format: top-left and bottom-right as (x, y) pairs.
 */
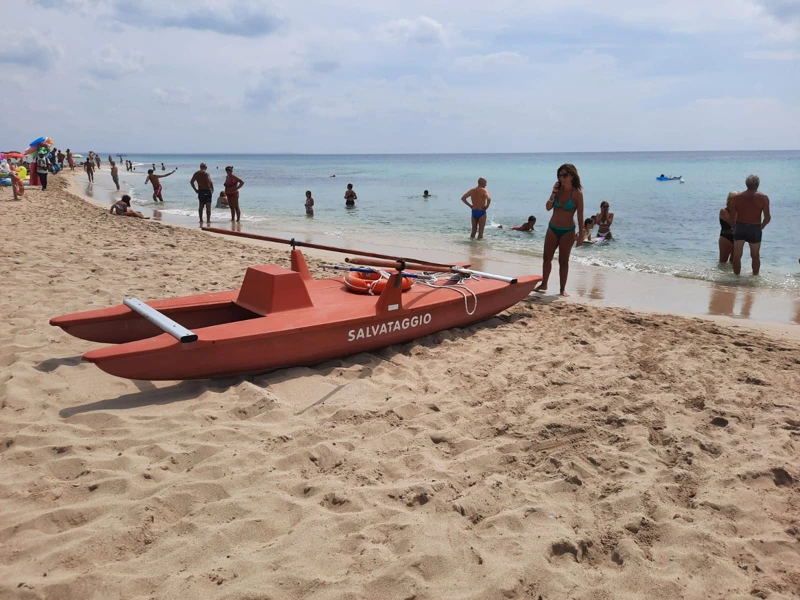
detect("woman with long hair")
(534, 163), (584, 296)
(595, 201), (614, 240)
(719, 191), (736, 263)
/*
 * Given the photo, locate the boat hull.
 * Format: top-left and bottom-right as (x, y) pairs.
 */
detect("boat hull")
(50, 252), (541, 381)
(81, 276), (538, 380)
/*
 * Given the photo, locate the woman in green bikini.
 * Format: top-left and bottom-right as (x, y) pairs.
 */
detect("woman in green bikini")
(534, 163), (584, 296)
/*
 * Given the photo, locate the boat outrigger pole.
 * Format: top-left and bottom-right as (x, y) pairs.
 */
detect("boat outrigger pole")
(200, 227), (457, 267)
(123, 298), (198, 343)
(346, 257), (518, 284)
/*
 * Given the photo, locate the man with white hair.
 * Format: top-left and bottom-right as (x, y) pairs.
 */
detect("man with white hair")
(730, 174), (770, 276)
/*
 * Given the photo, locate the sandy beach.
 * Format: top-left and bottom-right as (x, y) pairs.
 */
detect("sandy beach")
(1, 176), (799, 599)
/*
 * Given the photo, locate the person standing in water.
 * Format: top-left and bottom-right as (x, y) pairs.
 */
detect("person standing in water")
(344, 183), (357, 207)
(145, 167), (177, 202)
(534, 163), (584, 296)
(84, 157), (94, 182)
(224, 166), (244, 222)
(190, 162), (214, 224)
(110, 160), (120, 191)
(719, 191), (736, 263)
(305, 190), (314, 216)
(594, 201), (614, 240)
(731, 174), (770, 275)
(461, 177), (491, 239)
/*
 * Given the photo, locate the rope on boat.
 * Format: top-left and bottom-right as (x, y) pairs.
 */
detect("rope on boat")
(419, 272), (479, 316)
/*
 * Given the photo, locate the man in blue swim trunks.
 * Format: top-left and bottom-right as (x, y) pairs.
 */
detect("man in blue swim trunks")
(461, 177), (492, 239)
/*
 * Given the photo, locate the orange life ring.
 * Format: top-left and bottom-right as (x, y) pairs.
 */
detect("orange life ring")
(344, 271), (413, 295)
(12, 177), (24, 197)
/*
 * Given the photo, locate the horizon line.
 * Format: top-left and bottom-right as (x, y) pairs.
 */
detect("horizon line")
(93, 149), (800, 156)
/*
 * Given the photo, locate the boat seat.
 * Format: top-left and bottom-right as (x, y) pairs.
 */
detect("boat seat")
(235, 265), (314, 316)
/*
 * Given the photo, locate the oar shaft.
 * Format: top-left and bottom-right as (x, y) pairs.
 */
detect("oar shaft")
(347, 258), (517, 283)
(201, 227), (453, 267)
(345, 257), (453, 272)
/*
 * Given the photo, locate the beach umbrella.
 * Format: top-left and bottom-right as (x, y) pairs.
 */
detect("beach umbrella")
(72, 154), (84, 158)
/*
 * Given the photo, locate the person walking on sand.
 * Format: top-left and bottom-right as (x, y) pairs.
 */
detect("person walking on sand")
(534, 163), (585, 296)
(145, 167), (177, 202)
(344, 183), (357, 207)
(223, 165), (244, 222)
(110, 160), (120, 191)
(190, 162), (214, 224)
(35, 152), (51, 191)
(461, 177), (491, 239)
(67, 149), (74, 171)
(731, 174), (770, 276)
(95, 154), (101, 170)
(84, 157), (94, 182)
(719, 191), (736, 263)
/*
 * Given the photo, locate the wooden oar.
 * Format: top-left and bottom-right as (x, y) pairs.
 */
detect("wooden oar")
(346, 257), (518, 284)
(201, 227), (455, 267)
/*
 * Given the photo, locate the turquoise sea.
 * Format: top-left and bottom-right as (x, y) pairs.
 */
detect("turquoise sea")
(106, 151), (799, 292)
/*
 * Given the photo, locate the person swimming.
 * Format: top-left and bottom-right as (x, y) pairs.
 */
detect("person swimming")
(423, 190), (430, 198)
(498, 216), (536, 232)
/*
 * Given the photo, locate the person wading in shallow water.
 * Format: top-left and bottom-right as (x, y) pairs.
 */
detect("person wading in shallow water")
(145, 167), (177, 203)
(460, 177), (491, 239)
(223, 166), (244, 222)
(534, 163), (584, 296)
(730, 174), (770, 276)
(190, 162), (214, 225)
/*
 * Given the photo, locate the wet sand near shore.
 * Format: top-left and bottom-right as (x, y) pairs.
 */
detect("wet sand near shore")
(2, 176), (798, 600)
(75, 170), (800, 335)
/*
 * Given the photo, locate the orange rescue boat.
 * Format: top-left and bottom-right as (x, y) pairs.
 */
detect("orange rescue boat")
(50, 247), (541, 381)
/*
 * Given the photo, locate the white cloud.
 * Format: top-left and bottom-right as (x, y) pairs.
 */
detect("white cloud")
(0, 29), (64, 71)
(452, 51), (528, 72)
(744, 49), (800, 59)
(379, 16), (449, 46)
(89, 45), (144, 80)
(153, 87), (190, 105)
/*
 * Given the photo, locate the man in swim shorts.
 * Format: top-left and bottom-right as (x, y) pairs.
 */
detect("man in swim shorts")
(145, 167), (177, 202)
(461, 177), (492, 239)
(110, 160), (120, 191)
(730, 174), (770, 276)
(190, 162), (214, 224)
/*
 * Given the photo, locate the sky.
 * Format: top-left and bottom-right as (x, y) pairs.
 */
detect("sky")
(1, 0), (798, 153)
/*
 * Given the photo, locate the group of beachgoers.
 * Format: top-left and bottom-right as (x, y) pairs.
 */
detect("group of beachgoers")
(117, 161), (363, 224)
(460, 164), (772, 296)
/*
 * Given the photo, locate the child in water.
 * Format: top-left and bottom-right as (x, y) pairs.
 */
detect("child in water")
(584, 217), (595, 241)
(305, 190), (314, 216)
(216, 191), (229, 208)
